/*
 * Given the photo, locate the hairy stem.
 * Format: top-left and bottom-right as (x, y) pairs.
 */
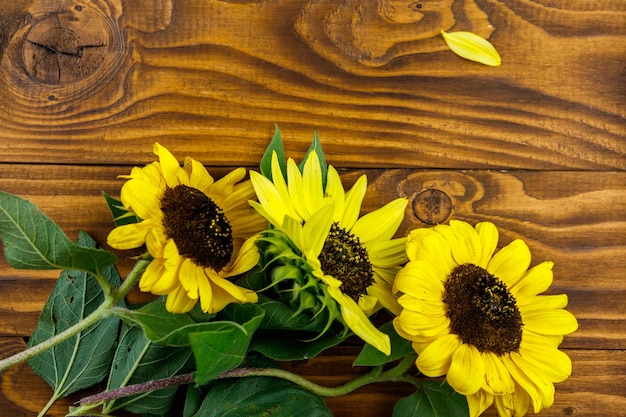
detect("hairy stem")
(79, 357), (420, 405)
(0, 259), (149, 373)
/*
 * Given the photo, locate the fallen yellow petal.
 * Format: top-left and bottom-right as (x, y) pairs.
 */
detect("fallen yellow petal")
(441, 30), (502, 66)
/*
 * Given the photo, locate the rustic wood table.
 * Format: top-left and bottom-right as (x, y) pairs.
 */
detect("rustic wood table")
(0, 1), (624, 416)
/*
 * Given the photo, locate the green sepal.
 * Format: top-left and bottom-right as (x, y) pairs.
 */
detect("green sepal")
(298, 131), (328, 190)
(353, 322), (415, 366)
(102, 191), (139, 226)
(0, 191), (117, 275)
(260, 125), (287, 182)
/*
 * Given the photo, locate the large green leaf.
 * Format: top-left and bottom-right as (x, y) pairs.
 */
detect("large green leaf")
(190, 304), (265, 385)
(193, 376), (333, 417)
(26, 231), (123, 400)
(104, 323), (194, 415)
(0, 191), (116, 275)
(393, 381), (469, 417)
(353, 322), (415, 366)
(259, 125), (287, 182)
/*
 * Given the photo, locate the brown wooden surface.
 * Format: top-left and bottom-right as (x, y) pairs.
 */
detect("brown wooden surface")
(0, 0), (624, 416)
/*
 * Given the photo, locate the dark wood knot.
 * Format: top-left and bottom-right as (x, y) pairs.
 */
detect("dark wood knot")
(22, 9), (108, 84)
(412, 188), (453, 225)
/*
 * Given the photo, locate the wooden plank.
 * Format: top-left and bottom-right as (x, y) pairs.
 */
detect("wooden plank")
(0, 1), (624, 169)
(0, 165), (624, 353)
(1, 338), (624, 417)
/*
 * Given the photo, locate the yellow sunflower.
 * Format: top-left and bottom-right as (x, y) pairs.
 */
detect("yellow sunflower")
(249, 151), (408, 355)
(107, 143), (267, 314)
(393, 220), (578, 417)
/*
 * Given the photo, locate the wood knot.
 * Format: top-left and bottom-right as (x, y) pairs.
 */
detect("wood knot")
(412, 188), (452, 225)
(22, 9), (109, 84)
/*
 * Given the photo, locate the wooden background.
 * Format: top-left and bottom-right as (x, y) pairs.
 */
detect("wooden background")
(0, 0), (624, 416)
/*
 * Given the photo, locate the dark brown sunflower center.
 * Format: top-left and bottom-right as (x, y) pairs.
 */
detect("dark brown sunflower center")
(160, 184), (233, 271)
(319, 222), (373, 302)
(443, 263), (523, 355)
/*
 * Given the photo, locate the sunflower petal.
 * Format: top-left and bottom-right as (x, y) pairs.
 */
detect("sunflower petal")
(165, 285), (197, 314)
(328, 285), (390, 355)
(487, 239), (531, 287)
(414, 333), (461, 377)
(341, 174), (367, 230)
(351, 198), (407, 244)
(447, 343), (485, 395)
(441, 30), (501, 66)
(154, 142), (182, 188)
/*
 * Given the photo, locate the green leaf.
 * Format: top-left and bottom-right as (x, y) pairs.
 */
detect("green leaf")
(193, 376), (333, 417)
(102, 191), (139, 226)
(353, 322), (415, 366)
(298, 131), (328, 190)
(191, 304), (265, 384)
(183, 385), (205, 417)
(250, 330), (348, 361)
(27, 231), (123, 400)
(104, 323), (194, 415)
(0, 191), (117, 275)
(260, 125), (287, 182)
(113, 299), (197, 344)
(393, 380), (469, 417)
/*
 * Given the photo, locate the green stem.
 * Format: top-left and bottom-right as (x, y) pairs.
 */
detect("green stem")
(221, 360), (418, 398)
(0, 259), (149, 373)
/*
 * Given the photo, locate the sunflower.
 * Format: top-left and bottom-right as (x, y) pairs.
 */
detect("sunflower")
(249, 151), (408, 355)
(393, 220), (578, 417)
(107, 143), (267, 314)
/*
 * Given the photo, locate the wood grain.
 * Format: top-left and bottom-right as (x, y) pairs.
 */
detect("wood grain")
(0, 0), (624, 168)
(0, 0), (624, 416)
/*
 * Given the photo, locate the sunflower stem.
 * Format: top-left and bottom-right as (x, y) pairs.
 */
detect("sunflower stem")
(0, 258), (149, 373)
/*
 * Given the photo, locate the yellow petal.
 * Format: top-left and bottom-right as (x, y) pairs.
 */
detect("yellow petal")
(523, 308), (578, 335)
(441, 30), (501, 66)
(487, 239), (531, 287)
(445, 220), (481, 265)
(405, 228), (455, 276)
(328, 285), (391, 355)
(221, 235), (260, 277)
(467, 390), (494, 417)
(447, 343), (485, 395)
(302, 204), (335, 259)
(519, 338), (572, 383)
(394, 307), (449, 337)
(414, 333), (461, 377)
(120, 178), (163, 220)
(325, 166), (346, 221)
(165, 285), (197, 314)
(210, 167), (246, 197)
(482, 352), (515, 395)
(153, 142), (182, 188)
(183, 156), (214, 194)
(302, 152), (325, 215)
(178, 258), (200, 299)
(511, 261), (554, 303)
(341, 174), (367, 230)
(367, 237), (408, 269)
(351, 198), (407, 245)
(475, 221), (499, 268)
(394, 260), (445, 301)
(249, 171), (289, 227)
(107, 221), (154, 249)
